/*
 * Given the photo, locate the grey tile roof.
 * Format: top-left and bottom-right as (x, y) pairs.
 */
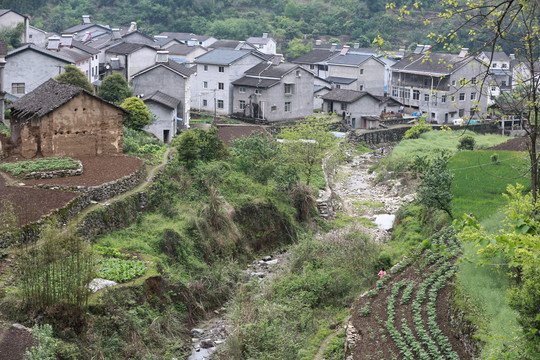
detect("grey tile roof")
(327, 54), (372, 66)
(107, 42), (155, 55)
(158, 32), (213, 41)
(291, 49), (339, 64)
(321, 89), (370, 103)
(391, 52), (477, 76)
(231, 76), (280, 88)
(132, 61), (196, 78)
(63, 23), (110, 34)
(481, 51), (510, 63)
(247, 36), (272, 44)
(244, 62), (297, 78)
(71, 40), (100, 54)
(143, 91), (181, 109)
(325, 76), (357, 85)
(195, 49), (261, 65)
(7, 43), (73, 63)
(166, 44), (205, 56)
(9, 79), (126, 122)
(56, 47), (93, 62)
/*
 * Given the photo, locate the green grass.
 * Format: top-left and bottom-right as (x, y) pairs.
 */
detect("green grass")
(456, 242), (521, 359)
(449, 150), (529, 220)
(0, 157), (79, 175)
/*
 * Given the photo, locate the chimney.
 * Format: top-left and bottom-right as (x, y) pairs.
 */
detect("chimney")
(82, 15), (91, 24)
(272, 54), (283, 65)
(262, 32), (268, 38)
(128, 22), (137, 32)
(509, 53), (515, 60)
(330, 43), (337, 52)
(315, 39), (321, 46)
(340, 45), (350, 55)
(458, 47), (469, 58)
(156, 50), (169, 63)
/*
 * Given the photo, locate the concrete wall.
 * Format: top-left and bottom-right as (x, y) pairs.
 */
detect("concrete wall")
(11, 93), (123, 158)
(5, 50), (71, 95)
(28, 26), (48, 47)
(191, 53), (264, 115)
(144, 101), (175, 142)
(328, 58), (385, 95)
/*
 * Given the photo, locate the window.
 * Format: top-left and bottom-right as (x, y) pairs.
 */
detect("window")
(218, 66), (225, 72)
(255, 89), (262, 95)
(309, 64), (315, 70)
(204, 65), (208, 71)
(217, 100), (224, 108)
(360, 69), (364, 75)
(501, 63), (508, 68)
(491, 86), (497, 91)
(441, 95), (446, 103)
(203, 99), (208, 106)
(239, 100), (246, 110)
(359, 85), (364, 91)
(12, 83), (25, 94)
(451, 80), (456, 86)
(284, 83), (294, 94)
(451, 95), (455, 102)
(413, 90), (420, 100)
(295, 70), (300, 77)
(239, 87), (246, 93)
(424, 93), (430, 102)
(271, 105), (277, 112)
(341, 103), (347, 111)
(459, 93), (465, 101)
(203, 81), (208, 89)
(424, 78), (429, 86)
(492, 63), (497, 68)
(284, 101), (291, 112)
(218, 82), (224, 90)
(470, 92), (476, 100)
(392, 88), (398, 97)
(458, 109), (464, 117)
(399, 88), (410, 99)
(501, 81), (507, 87)
(336, 84), (341, 89)
(471, 77), (477, 85)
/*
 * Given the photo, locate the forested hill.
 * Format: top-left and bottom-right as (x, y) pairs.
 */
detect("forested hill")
(0, 0), (485, 52)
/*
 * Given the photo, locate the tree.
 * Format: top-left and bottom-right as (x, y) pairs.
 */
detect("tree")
(98, 73), (132, 104)
(120, 97), (151, 131)
(55, 65), (94, 93)
(279, 115), (342, 186)
(0, 22), (25, 50)
(417, 150), (454, 218)
(174, 128), (230, 168)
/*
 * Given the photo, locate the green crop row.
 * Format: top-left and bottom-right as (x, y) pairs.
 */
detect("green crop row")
(0, 157), (79, 175)
(401, 317), (431, 360)
(400, 281), (415, 305)
(96, 258), (146, 283)
(386, 281), (414, 360)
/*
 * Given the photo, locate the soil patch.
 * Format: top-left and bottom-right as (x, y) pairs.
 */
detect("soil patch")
(489, 136), (529, 151)
(0, 326), (33, 360)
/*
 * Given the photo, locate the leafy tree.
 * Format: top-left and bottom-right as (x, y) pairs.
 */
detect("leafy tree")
(417, 150), (454, 218)
(457, 135), (476, 151)
(403, 117), (432, 140)
(174, 128), (229, 168)
(120, 97), (151, 131)
(229, 130), (281, 184)
(285, 39), (312, 60)
(279, 115), (342, 186)
(55, 65), (94, 93)
(98, 73), (132, 104)
(0, 22), (25, 50)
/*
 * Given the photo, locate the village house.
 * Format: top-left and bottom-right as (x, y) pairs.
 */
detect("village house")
(321, 89), (402, 129)
(326, 48), (386, 95)
(62, 15), (112, 41)
(164, 44), (207, 65)
(28, 25), (56, 47)
(291, 43), (340, 78)
(208, 40), (258, 52)
(390, 48), (488, 124)
(47, 35), (100, 84)
(104, 42), (157, 80)
(0, 9), (29, 43)
(191, 49), (268, 115)
(246, 33), (276, 55)
(6, 79), (126, 159)
(156, 32), (217, 48)
(231, 60), (315, 122)
(477, 51), (513, 104)
(131, 55), (196, 140)
(4, 44), (73, 97)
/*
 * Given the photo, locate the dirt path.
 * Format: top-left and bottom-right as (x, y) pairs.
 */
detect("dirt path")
(312, 315), (351, 360)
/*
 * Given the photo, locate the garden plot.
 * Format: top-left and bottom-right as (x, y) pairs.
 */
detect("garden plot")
(348, 227), (469, 359)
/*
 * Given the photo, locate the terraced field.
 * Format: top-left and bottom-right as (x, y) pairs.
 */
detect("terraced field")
(349, 227), (469, 359)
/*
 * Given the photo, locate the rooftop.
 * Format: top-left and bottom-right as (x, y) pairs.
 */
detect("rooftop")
(142, 91), (181, 109)
(291, 49), (339, 64)
(321, 89), (373, 103)
(392, 52), (478, 76)
(195, 49), (262, 65)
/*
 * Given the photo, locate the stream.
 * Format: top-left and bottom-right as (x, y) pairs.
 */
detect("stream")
(185, 149), (414, 359)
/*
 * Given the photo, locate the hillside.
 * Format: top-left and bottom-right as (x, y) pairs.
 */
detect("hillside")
(0, 0), (492, 53)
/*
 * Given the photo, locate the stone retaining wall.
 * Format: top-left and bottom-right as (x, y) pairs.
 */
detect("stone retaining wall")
(21, 161), (83, 179)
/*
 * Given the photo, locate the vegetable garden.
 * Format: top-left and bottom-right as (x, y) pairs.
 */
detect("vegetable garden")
(350, 226), (468, 359)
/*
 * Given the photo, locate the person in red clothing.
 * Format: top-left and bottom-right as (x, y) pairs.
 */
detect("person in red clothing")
(378, 268), (386, 279)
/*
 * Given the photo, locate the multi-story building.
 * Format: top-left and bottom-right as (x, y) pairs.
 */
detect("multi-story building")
(390, 48), (488, 123)
(477, 51), (512, 104)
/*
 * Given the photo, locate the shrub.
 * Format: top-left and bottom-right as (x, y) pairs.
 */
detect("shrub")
(24, 324), (57, 360)
(491, 153), (499, 164)
(120, 97), (151, 130)
(403, 118), (432, 139)
(289, 182), (316, 221)
(457, 135), (476, 150)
